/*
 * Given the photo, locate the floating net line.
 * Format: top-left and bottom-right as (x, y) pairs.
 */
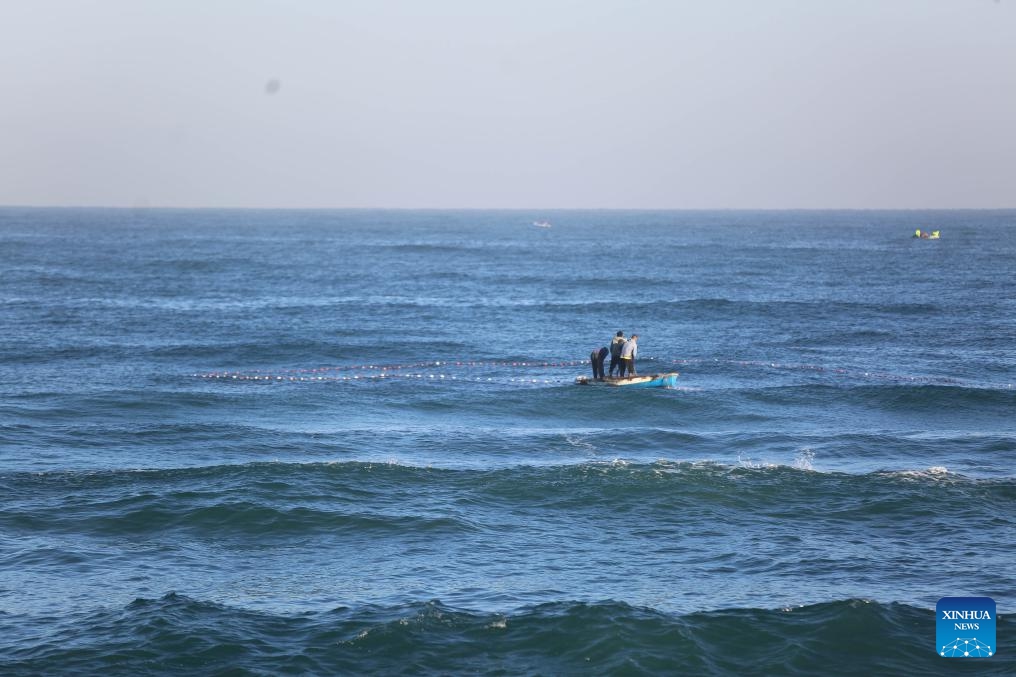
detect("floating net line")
(193, 360), (587, 384)
(193, 357), (1013, 390)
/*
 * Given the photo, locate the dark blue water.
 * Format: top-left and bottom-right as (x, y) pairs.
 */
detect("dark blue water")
(2, 208), (1014, 675)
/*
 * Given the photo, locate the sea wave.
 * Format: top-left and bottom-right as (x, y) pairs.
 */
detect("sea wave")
(751, 382), (1016, 410)
(3, 461), (1012, 540)
(1, 594), (1010, 676)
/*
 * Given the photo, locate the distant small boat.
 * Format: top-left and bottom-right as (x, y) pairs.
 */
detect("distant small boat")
(533, 221), (552, 229)
(914, 229), (940, 239)
(575, 372), (679, 388)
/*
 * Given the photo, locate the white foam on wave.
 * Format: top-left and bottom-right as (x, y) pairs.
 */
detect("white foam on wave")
(564, 433), (599, 454)
(734, 454), (777, 470)
(883, 466), (957, 482)
(793, 449), (816, 471)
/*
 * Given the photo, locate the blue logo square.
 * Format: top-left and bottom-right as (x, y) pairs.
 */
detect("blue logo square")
(937, 597), (996, 658)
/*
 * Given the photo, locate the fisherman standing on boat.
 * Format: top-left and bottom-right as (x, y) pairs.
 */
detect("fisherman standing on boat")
(590, 346), (609, 380)
(618, 334), (638, 377)
(608, 331), (625, 377)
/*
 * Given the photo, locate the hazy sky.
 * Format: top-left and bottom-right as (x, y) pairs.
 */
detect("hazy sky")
(2, 0), (1014, 209)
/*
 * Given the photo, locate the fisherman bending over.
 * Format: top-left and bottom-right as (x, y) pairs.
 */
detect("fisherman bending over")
(590, 346), (609, 380)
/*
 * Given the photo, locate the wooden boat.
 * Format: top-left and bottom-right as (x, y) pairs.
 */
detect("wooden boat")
(575, 372), (679, 388)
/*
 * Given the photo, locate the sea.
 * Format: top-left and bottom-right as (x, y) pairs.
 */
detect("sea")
(1, 207), (1013, 675)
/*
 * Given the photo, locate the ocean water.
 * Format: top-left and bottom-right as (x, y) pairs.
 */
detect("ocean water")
(1, 207), (1013, 675)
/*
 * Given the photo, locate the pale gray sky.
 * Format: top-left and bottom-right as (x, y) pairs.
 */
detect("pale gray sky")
(2, 0), (1014, 209)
